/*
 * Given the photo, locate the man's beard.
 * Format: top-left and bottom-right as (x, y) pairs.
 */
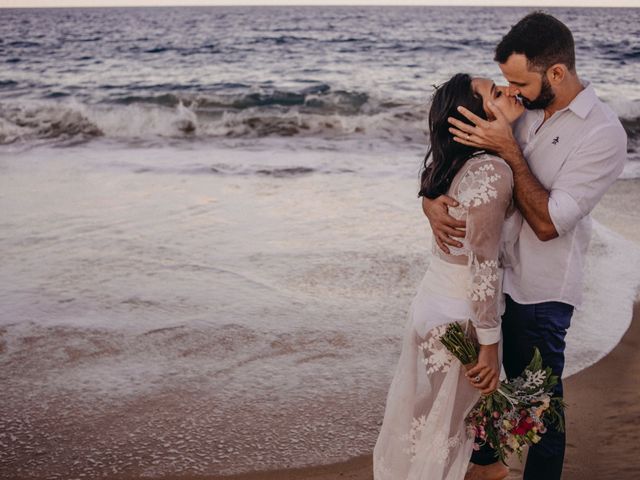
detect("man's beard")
(521, 74), (556, 110)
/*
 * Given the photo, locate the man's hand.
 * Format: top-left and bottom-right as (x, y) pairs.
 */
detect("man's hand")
(422, 195), (466, 254)
(449, 102), (559, 241)
(466, 342), (500, 395)
(447, 103), (520, 162)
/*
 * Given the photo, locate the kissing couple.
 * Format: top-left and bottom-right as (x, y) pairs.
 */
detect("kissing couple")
(373, 11), (627, 480)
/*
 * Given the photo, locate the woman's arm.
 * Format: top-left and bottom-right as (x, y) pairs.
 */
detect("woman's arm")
(456, 158), (513, 394)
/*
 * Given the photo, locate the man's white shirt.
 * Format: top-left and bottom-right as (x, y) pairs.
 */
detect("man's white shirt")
(503, 81), (627, 309)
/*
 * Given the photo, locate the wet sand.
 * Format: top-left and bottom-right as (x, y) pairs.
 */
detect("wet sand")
(6, 298), (638, 480)
(198, 302), (640, 480)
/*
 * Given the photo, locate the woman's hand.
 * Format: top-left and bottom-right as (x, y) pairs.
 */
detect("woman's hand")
(465, 342), (500, 395)
(421, 195), (466, 254)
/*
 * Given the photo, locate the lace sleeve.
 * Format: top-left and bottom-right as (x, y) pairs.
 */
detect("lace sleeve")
(458, 157), (514, 345)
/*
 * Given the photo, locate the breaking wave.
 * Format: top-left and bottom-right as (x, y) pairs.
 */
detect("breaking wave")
(1, 86), (638, 154)
(0, 86), (427, 146)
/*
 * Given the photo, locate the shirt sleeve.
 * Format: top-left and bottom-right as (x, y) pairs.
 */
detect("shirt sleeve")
(548, 123), (627, 237)
(462, 158), (514, 345)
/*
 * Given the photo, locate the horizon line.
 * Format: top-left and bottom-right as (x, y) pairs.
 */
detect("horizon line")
(2, 4), (639, 7)
(2, 1), (639, 8)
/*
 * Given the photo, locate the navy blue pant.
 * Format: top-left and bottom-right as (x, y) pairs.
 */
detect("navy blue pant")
(470, 295), (574, 480)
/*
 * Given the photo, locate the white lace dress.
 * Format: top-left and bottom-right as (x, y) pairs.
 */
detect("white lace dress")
(373, 154), (519, 480)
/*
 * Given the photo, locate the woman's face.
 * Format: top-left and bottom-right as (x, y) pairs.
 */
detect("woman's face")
(472, 77), (524, 124)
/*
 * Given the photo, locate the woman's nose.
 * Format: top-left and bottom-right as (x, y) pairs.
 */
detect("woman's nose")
(507, 86), (520, 97)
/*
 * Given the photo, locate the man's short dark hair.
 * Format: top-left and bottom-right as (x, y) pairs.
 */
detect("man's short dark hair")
(495, 12), (576, 73)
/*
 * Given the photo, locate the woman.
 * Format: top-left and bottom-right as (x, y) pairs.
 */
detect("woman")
(373, 73), (524, 480)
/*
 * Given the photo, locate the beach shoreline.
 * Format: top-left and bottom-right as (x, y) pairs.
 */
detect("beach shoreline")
(1, 168), (639, 480)
(199, 300), (640, 480)
(4, 300), (638, 480)
(180, 178), (640, 480)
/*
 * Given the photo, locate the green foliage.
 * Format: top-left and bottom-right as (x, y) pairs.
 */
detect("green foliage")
(438, 323), (566, 464)
(439, 322), (478, 366)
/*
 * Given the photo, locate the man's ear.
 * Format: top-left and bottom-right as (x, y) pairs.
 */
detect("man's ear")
(547, 64), (566, 85)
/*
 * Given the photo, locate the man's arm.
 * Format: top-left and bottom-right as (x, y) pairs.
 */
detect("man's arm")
(448, 103), (559, 241)
(497, 142), (558, 241)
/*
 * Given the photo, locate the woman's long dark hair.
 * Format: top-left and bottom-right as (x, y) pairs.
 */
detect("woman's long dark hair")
(418, 73), (488, 199)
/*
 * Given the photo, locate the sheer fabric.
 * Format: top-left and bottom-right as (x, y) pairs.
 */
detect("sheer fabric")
(373, 154), (516, 480)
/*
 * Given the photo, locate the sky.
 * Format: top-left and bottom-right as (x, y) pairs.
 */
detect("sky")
(1, 0), (639, 7)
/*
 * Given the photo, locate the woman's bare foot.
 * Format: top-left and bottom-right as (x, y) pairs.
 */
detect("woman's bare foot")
(464, 462), (509, 480)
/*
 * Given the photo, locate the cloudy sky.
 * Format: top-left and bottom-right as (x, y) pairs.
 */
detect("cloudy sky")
(2, 0), (639, 7)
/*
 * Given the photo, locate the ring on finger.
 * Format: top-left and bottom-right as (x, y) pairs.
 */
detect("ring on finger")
(466, 133), (471, 140)
(474, 375), (481, 383)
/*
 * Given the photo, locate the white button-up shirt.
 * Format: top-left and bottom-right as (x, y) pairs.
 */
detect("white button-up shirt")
(503, 82), (627, 309)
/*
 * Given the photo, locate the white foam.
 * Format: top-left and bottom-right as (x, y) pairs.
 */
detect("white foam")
(564, 220), (640, 377)
(604, 97), (640, 121)
(621, 160), (640, 180)
(0, 96), (426, 145)
(84, 99), (199, 139)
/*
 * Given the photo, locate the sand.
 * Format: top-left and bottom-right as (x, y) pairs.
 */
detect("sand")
(203, 302), (640, 480)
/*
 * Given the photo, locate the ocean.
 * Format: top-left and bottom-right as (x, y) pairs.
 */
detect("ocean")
(1, 5), (639, 479)
(0, 5), (639, 157)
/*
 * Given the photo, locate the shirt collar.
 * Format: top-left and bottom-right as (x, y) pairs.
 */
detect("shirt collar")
(563, 80), (597, 120)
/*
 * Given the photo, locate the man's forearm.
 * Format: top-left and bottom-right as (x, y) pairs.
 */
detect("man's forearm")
(501, 144), (559, 241)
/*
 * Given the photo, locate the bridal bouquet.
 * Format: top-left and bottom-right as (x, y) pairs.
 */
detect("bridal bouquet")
(439, 323), (565, 464)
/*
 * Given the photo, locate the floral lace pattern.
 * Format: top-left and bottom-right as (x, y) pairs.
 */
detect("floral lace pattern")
(456, 162), (502, 209)
(437, 159), (503, 259)
(429, 432), (462, 465)
(401, 414), (428, 459)
(419, 324), (455, 374)
(401, 416), (461, 465)
(468, 257), (499, 301)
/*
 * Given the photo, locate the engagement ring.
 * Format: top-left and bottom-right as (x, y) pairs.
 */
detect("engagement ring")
(474, 375), (481, 382)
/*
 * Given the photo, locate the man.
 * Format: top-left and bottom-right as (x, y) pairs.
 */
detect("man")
(422, 12), (627, 480)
